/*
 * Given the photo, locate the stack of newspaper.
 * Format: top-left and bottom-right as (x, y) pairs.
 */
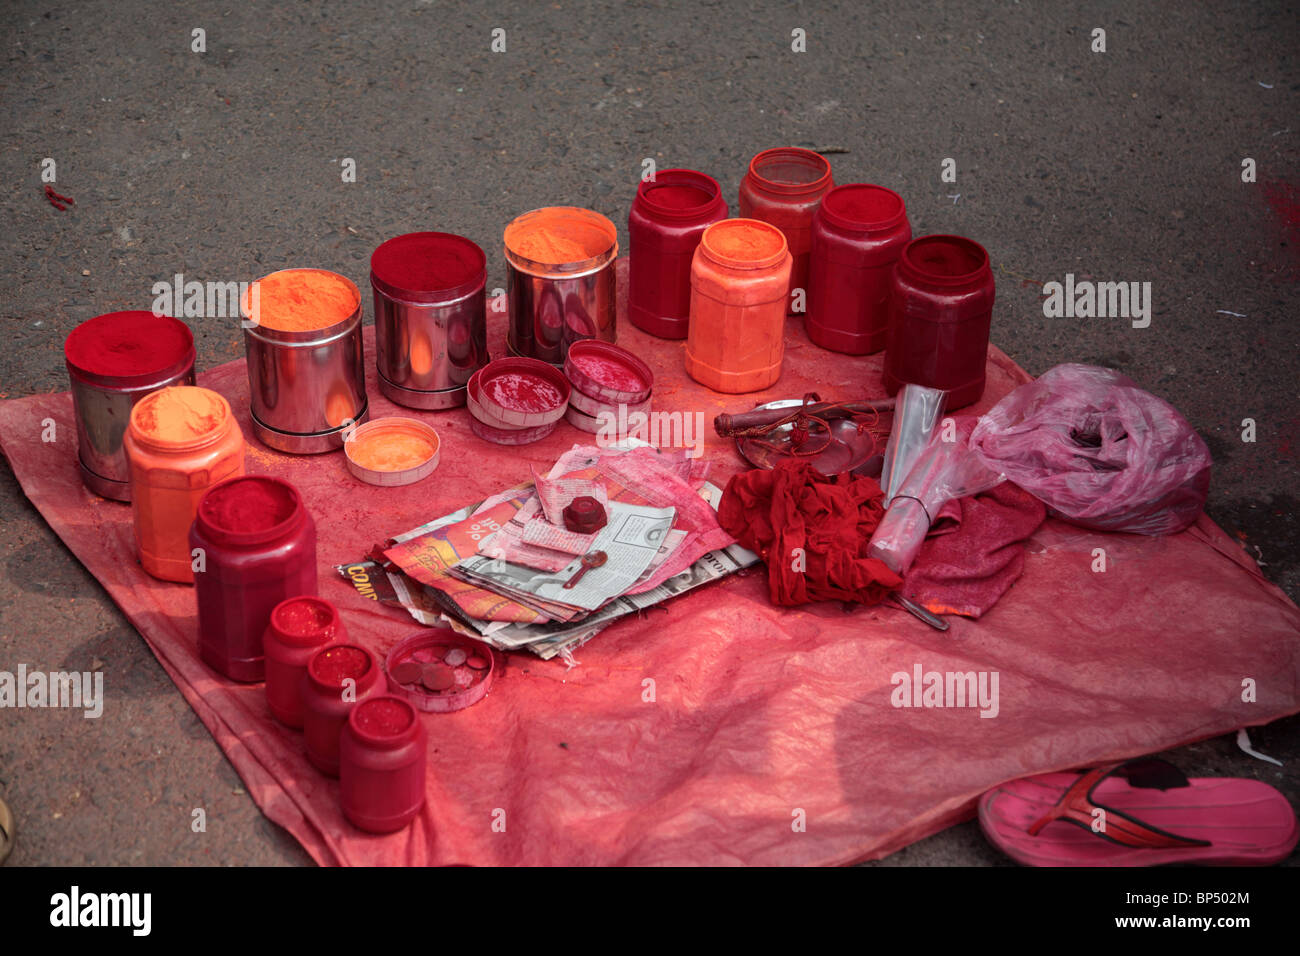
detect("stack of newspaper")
(337, 442), (758, 661)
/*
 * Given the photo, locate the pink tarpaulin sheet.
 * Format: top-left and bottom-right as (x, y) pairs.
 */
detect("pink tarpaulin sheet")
(3, 260), (1298, 865)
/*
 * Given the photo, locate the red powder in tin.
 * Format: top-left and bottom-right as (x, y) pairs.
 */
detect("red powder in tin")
(274, 599), (334, 638)
(354, 698), (412, 736)
(571, 354), (647, 393)
(484, 372), (563, 413)
(200, 477), (296, 533)
(65, 311), (193, 377)
(313, 646), (370, 686)
(371, 233), (483, 294)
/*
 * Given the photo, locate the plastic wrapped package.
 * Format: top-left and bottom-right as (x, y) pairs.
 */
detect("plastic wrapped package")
(867, 418), (1004, 574)
(880, 383), (947, 504)
(968, 364), (1211, 535)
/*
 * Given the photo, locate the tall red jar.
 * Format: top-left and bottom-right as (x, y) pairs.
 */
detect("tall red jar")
(882, 235), (996, 410)
(738, 147), (834, 314)
(339, 695), (427, 833)
(263, 596), (344, 728)
(189, 475), (317, 682)
(301, 644), (383, 777)
(806, 184), (911, 355)
(628, 168), (728, 339)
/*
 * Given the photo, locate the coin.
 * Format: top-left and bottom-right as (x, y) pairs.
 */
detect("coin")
(444, 647), (468, 667)
(422, 663), (455, 692)
(390, 660), (422, 684)
(467, 655), (489, 670)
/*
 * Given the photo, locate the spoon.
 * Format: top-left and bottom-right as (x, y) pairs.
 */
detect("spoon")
(563, 550), (608, 589)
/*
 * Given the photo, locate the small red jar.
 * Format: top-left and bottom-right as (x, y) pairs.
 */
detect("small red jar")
(882, 235), (996, 410)
(189, 475), (317, 682)
(628, 168), (728, 339)
(806, 184), (911, 355)
(263, 596), (344, 728)
(301, 644), (383, 777)
(339, 695), (427, 833)
(738, 147), (834, 314)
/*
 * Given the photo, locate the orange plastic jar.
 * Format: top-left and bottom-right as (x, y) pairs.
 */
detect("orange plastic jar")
(123, 386), (245, 582)
(685, 219), (793, 393)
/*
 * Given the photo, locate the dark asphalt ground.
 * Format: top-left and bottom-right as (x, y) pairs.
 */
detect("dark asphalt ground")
(0, 1), (1297, 866)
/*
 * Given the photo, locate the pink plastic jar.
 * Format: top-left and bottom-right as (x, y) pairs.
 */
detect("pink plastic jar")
(301, 644), (383, 777)
(738, 147), (834, 314)
(339, 695), (427, 833)
(190, 475), (317, 682)
(806, 184), (911, 354)
(263, 596), (344, 728)
(882, 234), (996, 410)
(628, 168), (729, 339)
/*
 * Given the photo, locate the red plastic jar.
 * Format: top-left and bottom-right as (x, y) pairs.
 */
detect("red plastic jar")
(301, 644), (383, 777)
(628, 168), (728, 339)
(339, 695), (427, 833)
(882, 235), (996, 410)
(189, 475), (317, 682)
(806, 184), (911, 355)
(738, 147), (834, 314)
(263, 596), (344, 728)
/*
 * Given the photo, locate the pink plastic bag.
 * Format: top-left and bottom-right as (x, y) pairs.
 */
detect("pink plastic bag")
(969, 364), (1211, 535)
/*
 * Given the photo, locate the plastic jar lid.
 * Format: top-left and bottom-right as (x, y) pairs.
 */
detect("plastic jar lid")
(698, 219), (789, 271)
(819, 183), (907, 234)
(504, 206), (618, 276)
(471, 357), (571, 427)
(746, 147), (833, 195)
(469, 415), (557, 445)
(636, 169), (724, 221)
(385, 631), (495, 713)
(344, 417), (441, 487)
(64, 311), (195, 387)
(370, 232), (487, 304)
(899, 235), (990, 287)
(564, 341), (654, 405)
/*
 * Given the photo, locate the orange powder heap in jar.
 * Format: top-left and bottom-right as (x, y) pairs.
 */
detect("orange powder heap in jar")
(246, 269), (360, 332)
(132, 386), (228, 443)
(504, 207), (617, 267)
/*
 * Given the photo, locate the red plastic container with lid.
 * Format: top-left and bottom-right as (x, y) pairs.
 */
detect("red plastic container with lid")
(738, 147), (834, 314)
(301, 643), (383, 777)
(339, 695), (427, 833)
(628, 168), (729, 339)
(806, 184), (911, 355)
(189, 475), (317, 682)
(263, 596), (344, 728)
(882, 234), (996, 410)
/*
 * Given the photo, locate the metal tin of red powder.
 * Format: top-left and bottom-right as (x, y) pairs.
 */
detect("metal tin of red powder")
(563, 341), (653, 405)
(471, 357), (571, 428)
(385, 630), (495, 714)
(64, 311), (197, 501)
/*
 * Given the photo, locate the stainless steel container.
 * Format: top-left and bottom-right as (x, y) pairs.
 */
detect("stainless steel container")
(242, 269), (369, 454)
(64, 311), (196, 501)
(504, 206), (618, 365)
(371, 232), (488, 409)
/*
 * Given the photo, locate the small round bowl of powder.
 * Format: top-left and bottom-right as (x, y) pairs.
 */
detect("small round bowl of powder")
(343, 417), (441, 487)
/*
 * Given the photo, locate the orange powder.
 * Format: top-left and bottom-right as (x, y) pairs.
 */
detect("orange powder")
(349, 432), (435, 472)
(704, 220), (785, 262)
(505, 208), (616, 266)
(132, 386), (228, 443)
(247, 269), (360, 332)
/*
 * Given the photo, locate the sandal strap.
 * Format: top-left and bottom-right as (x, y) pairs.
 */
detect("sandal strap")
(1027, 759), (1211, 849)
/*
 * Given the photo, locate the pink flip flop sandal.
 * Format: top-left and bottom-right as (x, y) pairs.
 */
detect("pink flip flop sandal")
(979, 758), (1298, 867)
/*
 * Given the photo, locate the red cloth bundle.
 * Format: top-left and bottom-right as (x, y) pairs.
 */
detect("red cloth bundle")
(718, 459), (902, 606)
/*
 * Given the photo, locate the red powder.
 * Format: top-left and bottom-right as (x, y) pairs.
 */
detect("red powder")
(907, 237), (985, 278)
(65, 311), (193, 379)
(313, 646), (370, 686)
(371, 232), (484, 295)
(824, 184), (903, 226)
(571, 354), (648, 393)
(644, 182), (714, 211)
(354, 698), (412, 737)
(200, 477), (296, 533)
(483, 372), (563, 413)
(274, 599), (334, 638)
